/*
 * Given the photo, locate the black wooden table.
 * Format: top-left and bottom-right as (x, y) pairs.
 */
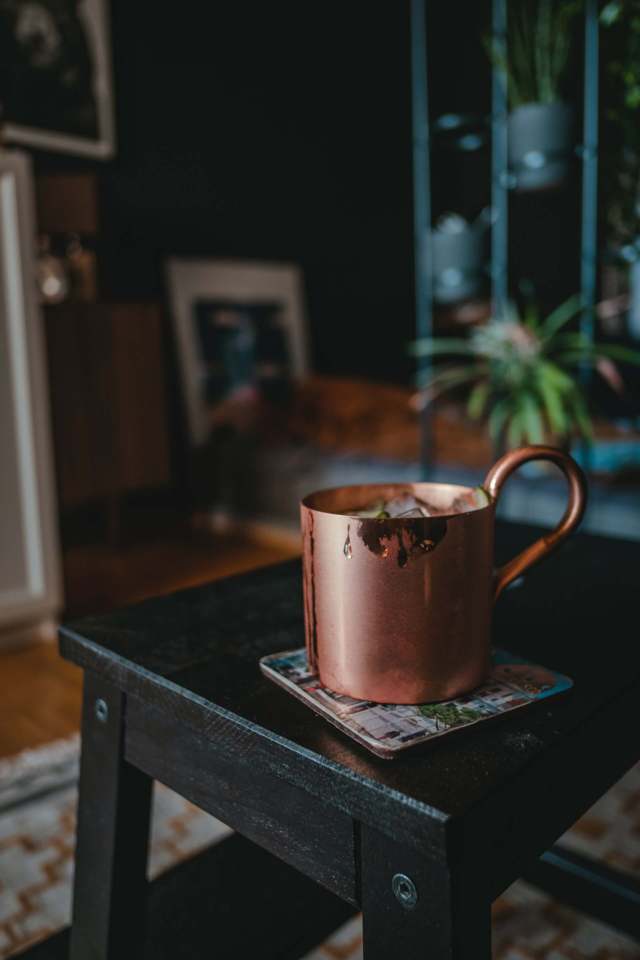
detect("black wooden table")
(59, 522), (640, 959)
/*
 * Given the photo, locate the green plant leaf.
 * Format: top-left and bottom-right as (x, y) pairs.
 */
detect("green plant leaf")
(538, 360), (577, 393)
(522, 300), (541, 331)
(552, 331), (596, 350)
(512, 9), (535, 104)
(552, 351), (595, 368)
(537, 0), (553, 104)
(488, 397), (513, 442)
(495, 0), (579, 107)
(537, 370), (569, 437)
(567, 388), (594, 440)
(416, 362), (479, 388)
(541, 294), (584, 340)
(595, 344), (640, 365)
(467, 380), (491, 419)
(507, 409), (524, 449)
(410, 337), (474, 358)
(601, 1), (623, 26)
(415, 364), (487, 404)
(552, 344), (640, 371)
(519, 392), (545, 444)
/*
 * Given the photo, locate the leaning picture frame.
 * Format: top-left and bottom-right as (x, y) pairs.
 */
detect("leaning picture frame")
(167, 259), (308, 447)
(0, 0), (115, 159)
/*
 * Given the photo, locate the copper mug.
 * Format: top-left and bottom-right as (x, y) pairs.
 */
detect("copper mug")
(301, 445), (587, 704)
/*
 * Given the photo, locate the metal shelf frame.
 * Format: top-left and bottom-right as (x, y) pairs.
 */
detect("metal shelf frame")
(410, 0), (600, 472)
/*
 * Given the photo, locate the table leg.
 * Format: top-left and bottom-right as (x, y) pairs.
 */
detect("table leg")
(70, 672), (152, 960)
(360, 824), (491, 959)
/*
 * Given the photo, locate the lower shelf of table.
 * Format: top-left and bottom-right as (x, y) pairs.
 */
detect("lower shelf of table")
(20, 833), (357, 960)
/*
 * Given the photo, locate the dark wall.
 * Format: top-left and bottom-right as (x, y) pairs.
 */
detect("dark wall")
(37, 1), (582, 384)
(100, 1), (415, 383)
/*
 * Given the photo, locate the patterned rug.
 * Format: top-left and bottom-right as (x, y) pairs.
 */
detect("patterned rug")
(0, 737), (639, 959)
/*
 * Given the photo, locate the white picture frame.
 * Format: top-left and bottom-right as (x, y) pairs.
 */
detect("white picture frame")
(0, 0), (115, 159)
(0, 149), (62, 639)
(167, 258), (308, 447)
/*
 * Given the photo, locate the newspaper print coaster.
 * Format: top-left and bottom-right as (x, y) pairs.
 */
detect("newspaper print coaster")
(259, 648), (572, 759)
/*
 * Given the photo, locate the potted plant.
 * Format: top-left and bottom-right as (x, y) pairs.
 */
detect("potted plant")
(488, 0), (578, 192)
(600, 0), (640, 338)
(429, 115), (492, 305)
(412, 295), (640, 450)
(431, 210), (491, 305)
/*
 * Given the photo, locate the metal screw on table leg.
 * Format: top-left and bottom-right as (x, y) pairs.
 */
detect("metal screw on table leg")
(392, 872), (418, 909)
(95, 698), (109, 723)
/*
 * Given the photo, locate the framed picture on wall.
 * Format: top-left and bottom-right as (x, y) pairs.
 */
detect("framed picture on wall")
(0, 0), (115, 158)
(167, 259), (308, 447)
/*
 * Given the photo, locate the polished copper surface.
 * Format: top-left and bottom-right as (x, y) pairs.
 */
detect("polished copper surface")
(301, 446), (587, 704)
(486, 445), (588, 598)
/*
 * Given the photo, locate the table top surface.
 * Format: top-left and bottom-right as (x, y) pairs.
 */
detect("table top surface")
(60, 522), (640, 833)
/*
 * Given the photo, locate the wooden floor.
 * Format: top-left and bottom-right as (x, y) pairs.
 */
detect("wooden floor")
(0, 643), (83, 759)
(0, 529), (299, 761)
(61, 526), (300, 618)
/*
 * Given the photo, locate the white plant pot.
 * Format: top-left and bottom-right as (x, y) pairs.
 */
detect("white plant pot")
(508, 101), (573, 192)
(430, 224), (484, 304)
(629, 257), (640, 341)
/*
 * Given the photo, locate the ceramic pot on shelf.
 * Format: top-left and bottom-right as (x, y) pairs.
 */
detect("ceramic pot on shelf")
(508, 101), (573, 192)
(616, 239), (640, 340)
(430, 211), (490, 305)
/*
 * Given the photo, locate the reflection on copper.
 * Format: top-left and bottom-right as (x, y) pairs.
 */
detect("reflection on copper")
(301, 509), (318, 673)
(356, 516), (447, 567)
(343, 525), (352, 559)
(300, 447), (587, 704)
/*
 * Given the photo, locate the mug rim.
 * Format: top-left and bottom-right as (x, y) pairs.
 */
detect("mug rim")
(301, 481), (494, 521)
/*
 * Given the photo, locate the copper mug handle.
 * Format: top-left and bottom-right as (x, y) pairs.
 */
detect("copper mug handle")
(484, 445), (588, 600)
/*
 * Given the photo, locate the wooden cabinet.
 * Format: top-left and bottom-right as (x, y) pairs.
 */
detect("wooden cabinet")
(44, 303), (171, 520)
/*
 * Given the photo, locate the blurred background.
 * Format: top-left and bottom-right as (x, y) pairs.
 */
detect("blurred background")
(2, 2), (640, 956)
(2, 0), (640, 650)
(1, 0), (640, 644)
